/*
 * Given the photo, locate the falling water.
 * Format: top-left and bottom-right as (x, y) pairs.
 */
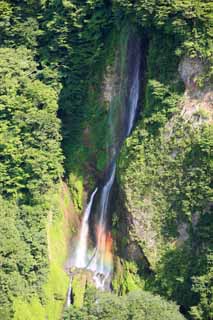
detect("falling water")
(89, 163), (116, 289)
(72, 32), (141, 290)
(127, 53), (140, 136)
(66, 277), (72, 307)
(74, 188), (98, 268)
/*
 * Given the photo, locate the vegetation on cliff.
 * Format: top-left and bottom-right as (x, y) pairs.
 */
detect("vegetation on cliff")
(0, 0), (212, 319)
(117, 14), (212, 320)
(64, 287), (186, 320)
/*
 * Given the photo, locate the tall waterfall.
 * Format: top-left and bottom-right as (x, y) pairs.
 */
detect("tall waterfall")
(72, 32), (141, 290)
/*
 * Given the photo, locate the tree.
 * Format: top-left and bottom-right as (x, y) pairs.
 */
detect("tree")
(64, 288), (185, 320)
(0, 47), (63, 199)
(190, 253), (213, 320)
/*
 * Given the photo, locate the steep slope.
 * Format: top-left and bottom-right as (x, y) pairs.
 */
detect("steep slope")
(116, 32), (213, 317)
(0, 1), (212, 319)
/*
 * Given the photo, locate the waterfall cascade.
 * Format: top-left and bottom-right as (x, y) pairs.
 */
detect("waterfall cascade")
(71, 32), (141, 291)
(74, 188), (98, 269)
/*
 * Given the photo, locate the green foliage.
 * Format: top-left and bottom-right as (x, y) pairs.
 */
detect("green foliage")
(12, 188), (71, 320)
(39, 0), (113, 171)
(13, 296), (46, 320)
(119, 115), (213, 310)
(0, 198), (27, 319)
(0, 44), (63, 317)
(63, 288), (185, 320)
(69, 172), (84, 212)
(0, 0), (212, 319)
(113, 259), (144, 295)
(142, 32), (184, 135)
(112, 0), (213, 62)
(63, 306), (90, 320)
(71, 272), (87, 309)
(117, 13), (212, 317)
(0, 47), (63, 199)
(127, 290), (185, 320)
(190, 253), (213, 320)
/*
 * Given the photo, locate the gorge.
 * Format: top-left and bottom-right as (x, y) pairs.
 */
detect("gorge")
(0, 1), (212, 320)
(71, 30), (142, 291)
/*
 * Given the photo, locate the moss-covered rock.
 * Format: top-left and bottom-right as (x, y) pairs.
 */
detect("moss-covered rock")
(71, 269), (94, 309)
(68, 172), (84, 212)
(112, 258), (145, 295)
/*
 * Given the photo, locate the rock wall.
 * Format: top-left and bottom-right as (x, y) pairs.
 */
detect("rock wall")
(117, 55), (212, 263)
(115, 36), (213, 311)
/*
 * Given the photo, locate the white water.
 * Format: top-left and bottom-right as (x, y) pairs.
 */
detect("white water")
(127, 55), (140, 136)
(89, 48), (141, 288)
(74, 188), (98, 268)
(98, 164), (116, 228)
(89, 164), (116, 289)
(72, 35), (141, 291)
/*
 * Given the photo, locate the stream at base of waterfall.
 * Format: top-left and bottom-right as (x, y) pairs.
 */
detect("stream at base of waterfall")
(67, 33), (141, 300)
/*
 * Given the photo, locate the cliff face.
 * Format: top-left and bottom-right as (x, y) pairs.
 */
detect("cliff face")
(178, 57), (212, 124)
(117, 56), (212, 265)
(116, 34), (213, 310)
(62, 26), (212, 316)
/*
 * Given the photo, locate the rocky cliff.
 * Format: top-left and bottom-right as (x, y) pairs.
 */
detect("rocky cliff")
(116, 38), (213, 313)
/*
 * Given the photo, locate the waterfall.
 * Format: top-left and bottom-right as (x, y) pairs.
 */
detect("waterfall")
(66, 277), (72, 307)
(127, 52), (140, 136)
(89, 163), (116, 289)
(74, 188), (98, 268)
(72, 32), (141, 290)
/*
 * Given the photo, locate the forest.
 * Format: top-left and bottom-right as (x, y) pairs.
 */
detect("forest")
(0, 1), (212, 319)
